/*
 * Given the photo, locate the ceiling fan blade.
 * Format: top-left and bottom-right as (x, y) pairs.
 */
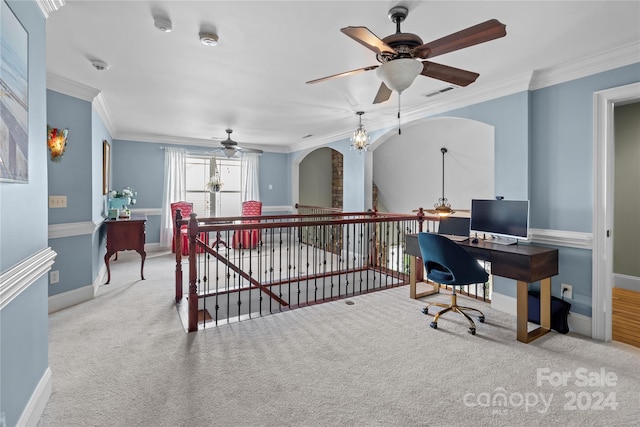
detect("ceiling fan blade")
(421, 61), (479, 87)
(373, 82), (393, 104)
(340, 26), (395, 55)
(413, 19), (506, 59)
(306, 65), (379, 84)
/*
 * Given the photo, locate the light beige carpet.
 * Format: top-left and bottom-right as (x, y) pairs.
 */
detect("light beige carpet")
(38, 251), (640, 426)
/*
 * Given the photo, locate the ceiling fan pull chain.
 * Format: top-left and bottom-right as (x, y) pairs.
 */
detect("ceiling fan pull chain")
(397, 93), (402, 135)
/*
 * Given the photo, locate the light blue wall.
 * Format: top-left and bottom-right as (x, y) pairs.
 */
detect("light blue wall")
(526, 62), (640, 316)
(0, 2), (49, 425)
(438, 91), (530, 200)
(530, 63), (640, 232)
(46, 90), (110, 298)
(260, 152), (291, 207)
(47, 90), (93, 224)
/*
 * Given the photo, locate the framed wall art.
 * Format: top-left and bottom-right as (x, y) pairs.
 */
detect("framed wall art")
(0, 0), (29, 182)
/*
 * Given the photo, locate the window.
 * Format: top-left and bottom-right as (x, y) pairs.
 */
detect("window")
(185, 156), (242, 217)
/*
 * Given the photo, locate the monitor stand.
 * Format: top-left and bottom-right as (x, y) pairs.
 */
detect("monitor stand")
(488, 236), (518, 245)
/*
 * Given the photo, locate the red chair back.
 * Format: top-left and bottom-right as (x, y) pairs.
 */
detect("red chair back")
(232, 201), (262, 249)
(170, 201), (194, 254)
(171, 201), (193, 230)
(242, 200), (262, 220)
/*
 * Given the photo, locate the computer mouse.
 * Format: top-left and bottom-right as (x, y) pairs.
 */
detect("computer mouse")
(472, 237), (479, 244)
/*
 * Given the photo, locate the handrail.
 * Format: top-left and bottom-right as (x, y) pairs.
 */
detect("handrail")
(175, 207), (441, 331)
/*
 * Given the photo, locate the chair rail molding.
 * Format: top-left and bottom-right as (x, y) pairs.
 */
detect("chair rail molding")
(48, 220), (103, 239)
(529, 228), (592, 249)
(0, 247), (57, 310)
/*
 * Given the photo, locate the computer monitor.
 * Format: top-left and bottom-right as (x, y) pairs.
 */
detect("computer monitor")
(470, 199), (529, 244)
(437, 216), (470, 237)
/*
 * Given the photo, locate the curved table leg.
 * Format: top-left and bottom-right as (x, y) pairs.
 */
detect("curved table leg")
(137, 249), (146, 280)
(104, 251), (114, 284)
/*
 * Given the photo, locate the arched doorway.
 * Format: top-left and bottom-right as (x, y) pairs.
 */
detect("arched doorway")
(298, 147), (343, 210)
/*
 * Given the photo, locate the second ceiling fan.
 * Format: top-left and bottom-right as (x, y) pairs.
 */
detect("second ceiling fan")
(212, 129), (263, 158)
(306, 6), (506, 104)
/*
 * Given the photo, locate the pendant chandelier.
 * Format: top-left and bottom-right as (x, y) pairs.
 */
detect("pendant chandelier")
(350, 111), (370, 152)
(433, 147), (455, 216)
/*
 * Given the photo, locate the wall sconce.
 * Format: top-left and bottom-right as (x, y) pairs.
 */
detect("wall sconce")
(47, 126), (68, 161)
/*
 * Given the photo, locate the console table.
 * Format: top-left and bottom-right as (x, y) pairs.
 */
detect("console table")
(405, 234), (558, 343)
(104, 214), (147, 284)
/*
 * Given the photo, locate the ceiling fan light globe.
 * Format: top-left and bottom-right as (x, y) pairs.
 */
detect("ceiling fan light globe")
(223, 147), (236, 158)
(375, 58), (422, 93)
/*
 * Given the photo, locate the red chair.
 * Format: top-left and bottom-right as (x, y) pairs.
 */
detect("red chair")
(170, 201), (206, 255)
(232, 201), (262, 249)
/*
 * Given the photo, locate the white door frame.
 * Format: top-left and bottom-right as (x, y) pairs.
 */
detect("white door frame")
(592, 82), (640, 341)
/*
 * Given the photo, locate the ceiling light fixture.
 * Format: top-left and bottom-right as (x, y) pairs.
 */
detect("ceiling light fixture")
(154, 17), (172, 32)
(376, 58), (422, 136)
(433, 147), (455, 216)
(199, 32), (219, 46)
(222, 147), (236, 158)
(350, 111), (370, 152)
(375, 59), (422, 93)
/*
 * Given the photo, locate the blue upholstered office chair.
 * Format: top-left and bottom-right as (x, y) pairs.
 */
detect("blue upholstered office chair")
(418, 232), (489, 335)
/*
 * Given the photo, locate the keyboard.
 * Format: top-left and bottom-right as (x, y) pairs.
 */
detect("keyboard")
(442, 235), (469, 242)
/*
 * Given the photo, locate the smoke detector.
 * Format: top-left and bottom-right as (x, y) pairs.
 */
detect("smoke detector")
(199, 32), (219, 46)
(154, 17), (172, 32)
(90, 60), (109, 71)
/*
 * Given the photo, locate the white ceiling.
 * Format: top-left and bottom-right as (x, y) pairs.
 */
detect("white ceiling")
(44, 1), (640, 152)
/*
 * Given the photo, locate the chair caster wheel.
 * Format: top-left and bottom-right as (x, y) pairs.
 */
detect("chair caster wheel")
(478, 316), (485, 323)
(469, 328), (476, 335)
(430, 322), (438, 329)
(422, 307), (429, 315)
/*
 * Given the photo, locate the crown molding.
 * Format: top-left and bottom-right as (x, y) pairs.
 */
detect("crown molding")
(93, 92), (117, 138)
(114, 132), (290, 153)
(47, 73), (100, 102)
(36, 0), (64, 19)
(530, 41), (640, 90)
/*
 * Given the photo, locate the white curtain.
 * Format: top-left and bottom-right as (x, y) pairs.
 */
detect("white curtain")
(159, 147), (186, 248)
(241, 153), (260, 202)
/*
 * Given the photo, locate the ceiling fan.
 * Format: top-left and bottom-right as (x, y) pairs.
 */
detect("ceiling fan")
(212, 129), (263, 158)
(306, 6), (506, 104)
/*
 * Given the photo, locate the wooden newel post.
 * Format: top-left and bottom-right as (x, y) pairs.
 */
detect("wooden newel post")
(188, 212), (199, 332)
(416, 207), (425, 232)
(175, 208), (183, 303)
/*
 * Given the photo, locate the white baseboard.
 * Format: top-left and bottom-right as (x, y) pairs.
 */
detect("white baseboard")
(17, 367), (51, 427)
(49, 245), (165, 313)
(491, 291), (592, 338)
(48, 283), (95, 313)
(614, 273), (640, 292)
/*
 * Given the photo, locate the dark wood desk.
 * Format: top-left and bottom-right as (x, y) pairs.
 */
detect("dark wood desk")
(405, 234), (559, 343)
(104, 214), (147, 284)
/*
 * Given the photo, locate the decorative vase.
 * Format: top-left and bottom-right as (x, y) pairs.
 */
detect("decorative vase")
(109, 196), (131, 211)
